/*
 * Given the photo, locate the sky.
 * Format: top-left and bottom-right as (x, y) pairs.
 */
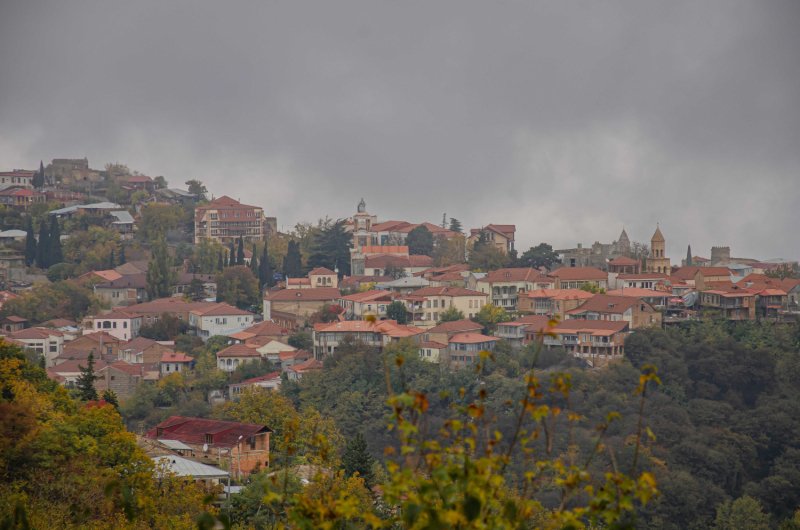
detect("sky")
(0, 1), (798, 262)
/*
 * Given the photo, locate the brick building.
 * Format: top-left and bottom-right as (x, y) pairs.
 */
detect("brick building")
(193, 196), (269, 245)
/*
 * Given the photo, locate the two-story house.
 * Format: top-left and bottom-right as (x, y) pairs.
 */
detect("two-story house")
(518, 289), (595, 320)
(474, 268), (547, 311)
(312, 320), (425, 357)
(402, 287), (489, 327)
(263, 287), (341, 322)
(189, 304), (255, 340)
(83, 309), (142, 341)
(496, 314), (552, 349)
(336, 290), (398, 320)
(699, 285), (756, 320)
(447, 333), (501, 370)
(216, 343), (262, 372)
(8, 328), (67, 367)
(94, 274), (148, 308)
(565, 295), (661, 329)
(548, 267), (608, 290)
(467, 224), (516, 254)
(541, 320), (629, 368)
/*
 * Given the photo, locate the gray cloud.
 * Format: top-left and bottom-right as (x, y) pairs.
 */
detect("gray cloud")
(1, 0), (798, 261)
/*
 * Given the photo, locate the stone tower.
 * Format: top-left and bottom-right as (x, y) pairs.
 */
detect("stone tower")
(615, 227), (631, 254)
(686, 245), (693, 267)
(645, 225), (671, 274)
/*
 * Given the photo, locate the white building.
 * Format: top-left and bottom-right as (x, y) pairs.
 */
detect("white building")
(189, 304), (255, 340)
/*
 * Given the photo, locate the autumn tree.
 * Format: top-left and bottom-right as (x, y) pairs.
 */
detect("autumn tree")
(438, 306), (465, 324)
(216, 266), (259, 309)
(145, 236), (178, 299)
(139, 203), (180, 241)
(468, 240), (510, 271)
(472, 303), (511, 335)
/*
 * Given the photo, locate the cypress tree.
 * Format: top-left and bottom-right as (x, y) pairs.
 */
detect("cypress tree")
(24, 216), (36, 266)
(283, 240), (302, 279)
(109, 249), (115, 269)
(48, 216), (63, 265)
(36, 220), (49, 269)
(228, 242), (235, 266)
(237, 236), (245, 266)
(249, 243), (259, 276)
(33, 160), (45, 188)
(259, 240), (275, 289)
(119, 243), (126, 265)
(217, 250), (224, 272)
(146, 236), (179, 299)
(102, 389), (120, 410)
(76, 351), (100, 402)
(342, 431), (375, 490)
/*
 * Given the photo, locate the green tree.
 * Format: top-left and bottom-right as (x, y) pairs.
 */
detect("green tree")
(468, 242), (510, 271)
(216, 266), (259, 309)
(145, 236), (178, 300)
(249, 243), (259, 277)
(154, 175), (168, 188)
(35, 220), (49, 269)
(48, 216), (63, 266)
(24, 216), (36, 267)
(217, 250), (223, 272)
(342, 430), (376, 490)
(283, 239), (303, 278)
(33, 160), (44, 188)
(288, 331), (313, 351)
(519, 243), (561, 270)
(449, 218), (463, 234)
(119, 242), (126, 265)
(139, 203), (180, 241)
(228, 242), (235, 267)
(259, 240), (275, 289)
(472, 303), (511, 335)
(438, 306), (465, 324)
(185, 179), (208, 201)
(384, 262), (406, 280)
(108, 249), (115, 269)
(185, 278), (208, 301)
(406, 225), (434, 256)
(386, 300), (408, 324)
(713, 495), (770, 530)
(237, 236), (245, 266)
(75, 351), (100, 402)
(308, 220), (352, 277)
(187, 237), (221, 274)
(101, 389), (120, 410)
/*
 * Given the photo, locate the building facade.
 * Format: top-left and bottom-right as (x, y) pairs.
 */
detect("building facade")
(193, 196), (268, 244)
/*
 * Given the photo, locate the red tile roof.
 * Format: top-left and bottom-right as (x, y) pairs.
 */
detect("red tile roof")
(407, 286), (487, 298)
(419, 341), (448, 349)
(449, 332), (500, 344)
(566, 295), (641, 315)
(427, 319), (483, 333)
(120, 337), (159, 353)
(229, 372), (281, 387)
(190, 304), (253, 317)
(266, 287), (342, 302)
(553, 319), (629, 334)
(549, 267), (608, 281)
(286, 358), (323, 373)
(216, 343), (260, 358)
(482, 268), (544, 283)
(608, 256), (640, 266)
(308, 267), (336, 276)
(161, 351), (194, 363)
(408, 255), (434, 267)
(145, 415), (271, 447)
(360, 245), (408, 255)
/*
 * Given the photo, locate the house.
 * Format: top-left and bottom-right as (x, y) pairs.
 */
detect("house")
(115, 260), (150, 275)
(605, 288), (672, 308)
(193, 196), (268, 245)
(49, 202), (124, 220)
(0, 229), (27, 246)
(308, 267), (338, 289)
(125, 175), (159, 191)
(47, 358), (109, 386)
(694, 268), (736, 291)
(0, 187), (46, 210)
(739, 274), (800, 309)
(276, 349), (312, 371)
(161, 351), (194, 376)
(227, 320), (292, 347)
(63, 332), (123, 358)
(151, 456), (230, 487)
(83, 309), (143, 341)
(756, 289), (788, 318)
(496, 315), (552, 349)
(119, 336), (175, 364)
(541, 320), (630, 368)
(518, 289), (595, 320)
(418, 341), (448, 363)
(424, 319), (484, 346)
(94, 274), (148, 307)
(126, 298), (221, 323)
(216, 343), (262, 372)
(312, 320), (425, 357)
(229, 372), (281, 397)
(402, 286), (489, 327)
(547, 267), (608, 290)
(363, 254), (433, 276)
(106, 210), (136, 240)
(375, 276), (431, 295)
(0, 170), (35, 187)
(474, 268), (547, 311)
(263, 287), (341, 322)
(417, 264), (471, 280)
(38, 318), (79, 330)
(8, 327), (66, 367)
(174, 274), (217, 298)
(144, 416), (272, 479)
(189, 304), (255, 340)
(243, 339), (297, 366)
(607, 256), (641, 275)
(52, 348), (117, 366)
(447, 333), (501, 370)
(0, 316), (27, 332)
(336, 290), (398, 320)
(285, 358), (324, 380)
(72, 269), (124, 286)
(613, 273), (670, 290)
(468, 224), (516, 253)
(94, 360), (147, 399)
(699, 285), (756, 321)
(566, 295), (661, 329)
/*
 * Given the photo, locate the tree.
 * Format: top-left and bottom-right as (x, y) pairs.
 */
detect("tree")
(449, 218), (463, 234)
(75, 351), (100, 402)
(185, 179), (208, 201)
(519, 243), (560, 270)
(33, 160), (44, 188)
(139, 203), (180, 241)
(288, 331), (313, 351)
(108, 249), (115, 269)
(119, 243), (126, 265)
(472, 303), (511, 335)
(217, 250), (223, 272)
(237, 236), (245, 266)
(468, 242), (510, 272)
(35, 220), (49, 269)
(438, 306), (465, 324)
(406, 225), (434, 256)
(228, 242), (235, 267)
(713, 495), (770, 530)
(138, 312), (188, 340)
(765, 268), (798, 280)
(101, 389), (120, 410)
(283, 240), (303, 278)
(145, 236), (178, 300)
(185, 278), (208, 301)
(259, 240), (275, 289)
(24, 216), (36, 267)
(216, 266), (260, 309)
(386, 300), (408, 324)
(580, 283), (605, 294)
(342, 430), (376, 490)
(384, 262), (406, 280)
(154, 175), (168, 189)
(249, 243), (259, 277)
(433, 234), (467, 267)
(308, 220), (352, 277)
(48, 216), (63, 266)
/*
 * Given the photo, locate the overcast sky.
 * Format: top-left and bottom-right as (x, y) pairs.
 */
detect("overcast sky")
(1, 1), (798, 261)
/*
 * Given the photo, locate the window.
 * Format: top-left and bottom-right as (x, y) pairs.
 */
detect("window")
(123, 322), (127, 328)
(157, 428), (163, 437)
(166, 364), (170, 372)
(107, 347), (112, 355)
(433, 312), (438, 321)
(223, 213), (227, 218)
(247, 212), (252, 217)
(235, 213), (239, 217)
(50, 345), (58, 352)
(433, 300), (438, 308)
(110, 375), (115, 381)
(147, 316), (151, 324)
(206, 434), (213, 444)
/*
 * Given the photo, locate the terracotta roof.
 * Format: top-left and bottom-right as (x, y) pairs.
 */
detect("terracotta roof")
(407, 287), (487, 298)
(216, 343), (260, 358)
(566, 295), (641, 315)
(482, 268), (544, 283)
(605, 288), (671, 298)
(430, 272), (467, 282)
(308, 267), (336, 276)
(617, 273), (669, 280)
(160, 351), (194, 363)
(427, 319), (483, 333)
(3, 316), (27, 323)
(338, 290), (397, 302)
(9, 328), (55, 340)
(90, 308), (142, 320)
(69, 332), (121, 345)
(97, 360), (147, 376)
(470, 224), (516, 238)
(511, 315), (552, 333)
(408, 255), (434, 267)
(360, 245), (408, 255)
(553, 319), (629, 334)
(265, 287), (341, 302)
(279, 349), (311, 361)
(287, 278), (310, 285)
(230, 372), (281, 387)
(671, 267), (702, 280)
(144, 416), (271, 447)
(758, 289), (787, 296)
(120, 336), (158, 353)
(49, 358), (110, 374)
(549, 267), (608, 281)
(520, 289), (595, 301)
(189, 304), (253, 317)
(93, 270), (124, 282)
(419, 341), (448, 349)
(238, 320), (290, 337)
(420, 264), (471, 275)
(39, 318), (78, 328)
(370, 221), (410, 232)
(608, 256), (640, 266)
(286, 358), (323, 373)
(449, 332), (500, 344)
